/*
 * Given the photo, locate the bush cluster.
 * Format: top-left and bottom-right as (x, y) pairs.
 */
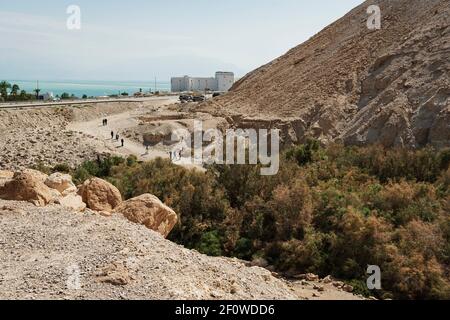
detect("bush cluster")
(70, 143), (450, 299)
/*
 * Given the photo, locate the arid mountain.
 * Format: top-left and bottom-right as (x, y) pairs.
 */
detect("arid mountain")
(201, 0), (450, 148)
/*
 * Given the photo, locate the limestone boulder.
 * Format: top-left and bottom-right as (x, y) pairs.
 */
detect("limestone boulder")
(78, 178), (122, 212)
(22, 169), (48, 183)
(0, 170), (14, 187)
(0, 170), (14, 180)
(0, 171), (53, 206)
(58, 194), (86, 212)
(114, 194), (178, 238)
(45, 173), (77, 195)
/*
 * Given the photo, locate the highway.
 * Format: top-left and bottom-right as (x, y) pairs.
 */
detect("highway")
(0, 96), (178, 109)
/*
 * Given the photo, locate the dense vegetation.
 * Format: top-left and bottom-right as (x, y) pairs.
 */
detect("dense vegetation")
(0, 81), (36, 102)
(54, 142), (450, 300)
(0, 81), (84, 102)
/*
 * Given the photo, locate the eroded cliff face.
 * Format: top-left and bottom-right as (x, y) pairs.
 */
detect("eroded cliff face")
(200, 0), (450, 148)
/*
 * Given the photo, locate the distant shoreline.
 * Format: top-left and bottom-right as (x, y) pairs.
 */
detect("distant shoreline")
(3, 79), (171, 99)
(0, 95), (178, 109)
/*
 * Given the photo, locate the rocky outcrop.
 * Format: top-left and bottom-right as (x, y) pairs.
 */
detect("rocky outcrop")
(114, 194), (178, 238)
(22, 169), (48, 183)
(57, 194), (86, 212)
(78, 178), (122, 212)
(45, 173), (77, 196)
(0, 171), (53, 207)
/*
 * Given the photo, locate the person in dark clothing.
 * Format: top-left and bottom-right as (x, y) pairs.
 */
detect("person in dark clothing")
(105, 119), (108, 126)
(121, 139), (124, 147)
(116, 134), (120, 141)
(111, 131), (114, 139)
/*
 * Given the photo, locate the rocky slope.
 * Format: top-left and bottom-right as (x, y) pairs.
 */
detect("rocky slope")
(0, 200), (364, 300)
(200, 0), (450, 148)
(0, 101), (161, 170)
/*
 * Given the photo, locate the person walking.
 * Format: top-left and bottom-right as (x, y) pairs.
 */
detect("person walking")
(111, 131), (114, 139)
(105, 119), (108, 126)
(116, 133), (120, 141)
(121, 138), (124, 147)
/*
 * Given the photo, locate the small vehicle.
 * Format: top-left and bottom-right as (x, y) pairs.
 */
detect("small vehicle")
(193, 95), (205, 102)
(212, 92), (224, 98)
(179, 95), (193, 102)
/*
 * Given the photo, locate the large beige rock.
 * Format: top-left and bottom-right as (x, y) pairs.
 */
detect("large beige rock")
(58, 194), (86, 212)
(45, 173), (77, 195)
(78, 178), (122, 212)
(0, 171), (53, 206)
(22, 169), (48, 183)
(114, 194), (178, 238)
(0, 170), (14, 187)
(0, 170), (14, 180)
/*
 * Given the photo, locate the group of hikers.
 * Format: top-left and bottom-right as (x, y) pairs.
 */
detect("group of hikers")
(111, 130), (124, 147)
(102, 118), (185, 160)
(103, 118), (124, 147)
(169, 149), (183, 161)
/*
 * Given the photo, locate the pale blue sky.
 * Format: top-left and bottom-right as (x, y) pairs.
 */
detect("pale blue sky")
(0, 0), (365, 81)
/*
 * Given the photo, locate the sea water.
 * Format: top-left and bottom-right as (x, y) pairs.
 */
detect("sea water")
(5, 79), (171, 98)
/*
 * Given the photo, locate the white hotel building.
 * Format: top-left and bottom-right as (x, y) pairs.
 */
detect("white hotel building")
(171, 71), (234, 93)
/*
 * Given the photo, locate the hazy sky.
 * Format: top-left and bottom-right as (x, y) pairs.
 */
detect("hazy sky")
(0, 0), (364, 81)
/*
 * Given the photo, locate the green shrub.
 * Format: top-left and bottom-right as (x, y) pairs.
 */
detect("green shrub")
(52, 163), (71, 173)
(197, 231), (223, 257)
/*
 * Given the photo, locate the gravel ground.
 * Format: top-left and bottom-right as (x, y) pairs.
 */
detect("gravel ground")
(0, 200), (363, 300)
(0, 200), (298, 300)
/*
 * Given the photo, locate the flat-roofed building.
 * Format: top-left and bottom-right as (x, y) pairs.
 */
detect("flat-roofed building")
(171, 72), (234, 92)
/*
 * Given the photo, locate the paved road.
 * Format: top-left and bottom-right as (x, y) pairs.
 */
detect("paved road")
(0, 96), (178, 109)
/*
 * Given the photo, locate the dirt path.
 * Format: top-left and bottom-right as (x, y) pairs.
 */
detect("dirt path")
(67, 97), (203, 171)
(69, 109), (169, 161)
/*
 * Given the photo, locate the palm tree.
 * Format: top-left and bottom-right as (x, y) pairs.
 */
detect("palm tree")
(34, 88), (41, 99)
(19, 90), (27, 100)
(11, 84), (20, 97)
(0, 81), (11, 100)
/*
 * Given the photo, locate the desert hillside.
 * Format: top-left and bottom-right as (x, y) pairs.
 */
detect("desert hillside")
(201, 0), (450, 148)
(0, 199), (297, 300)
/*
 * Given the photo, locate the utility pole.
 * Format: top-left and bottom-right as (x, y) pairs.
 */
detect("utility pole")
(35, 80), (41, 99)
